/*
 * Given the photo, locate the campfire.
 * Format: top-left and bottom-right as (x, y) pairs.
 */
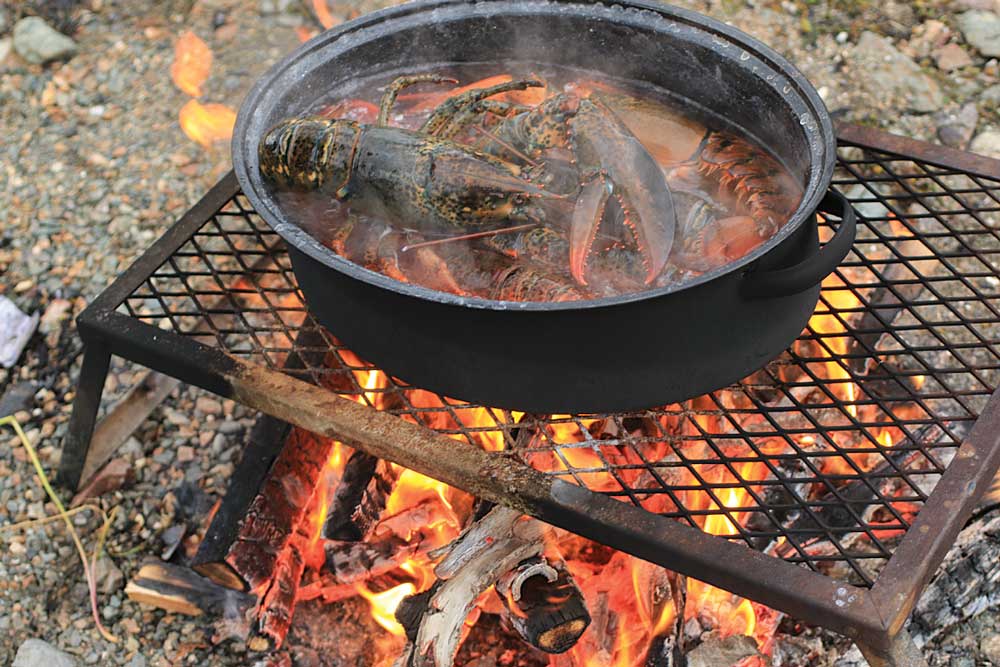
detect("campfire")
(52, 8), (991, 667)
(119, 210), (953, 666)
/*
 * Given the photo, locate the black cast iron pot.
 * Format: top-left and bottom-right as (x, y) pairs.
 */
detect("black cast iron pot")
(232, 0), (855, 413)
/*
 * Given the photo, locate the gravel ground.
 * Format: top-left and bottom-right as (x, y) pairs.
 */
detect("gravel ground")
(1, 0), (999, 665)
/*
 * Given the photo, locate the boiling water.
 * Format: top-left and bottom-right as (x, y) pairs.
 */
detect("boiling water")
(265, 65), (805, 302)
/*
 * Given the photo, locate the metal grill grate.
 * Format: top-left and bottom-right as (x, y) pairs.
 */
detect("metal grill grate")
(117, 134), (1000, 588)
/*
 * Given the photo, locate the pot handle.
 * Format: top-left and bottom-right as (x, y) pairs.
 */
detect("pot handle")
(740, 190), (856, 299)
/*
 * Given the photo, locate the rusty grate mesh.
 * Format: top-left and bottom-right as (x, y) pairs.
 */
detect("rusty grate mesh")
(118, 141), (1000, 586)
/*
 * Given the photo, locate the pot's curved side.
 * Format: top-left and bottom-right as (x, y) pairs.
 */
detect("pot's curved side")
(230, 0), (841, 410)
(232, 0), (836, 312)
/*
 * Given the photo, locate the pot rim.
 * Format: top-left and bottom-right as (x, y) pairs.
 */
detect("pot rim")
(232, 0), (837, 313)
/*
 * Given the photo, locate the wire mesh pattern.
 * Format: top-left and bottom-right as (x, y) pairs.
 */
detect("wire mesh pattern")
(119, 141), (1000, 586)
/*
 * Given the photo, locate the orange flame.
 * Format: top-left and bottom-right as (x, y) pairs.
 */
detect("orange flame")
(356, 582), (416, 636)
(170, 31), (212, 97)
(178, 100), (237, 147)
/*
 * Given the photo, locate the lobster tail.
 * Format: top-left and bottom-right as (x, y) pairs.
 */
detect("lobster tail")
(259, 118), (361, 192)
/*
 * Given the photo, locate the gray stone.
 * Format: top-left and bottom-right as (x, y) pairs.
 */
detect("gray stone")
(983, 84), (1000, 105)
(981, 634), (1000, 665)
(124, 656), (147, 667)
(933, 42), (974, 70)
(935, 103), (979, 148)
(972, 130), (1000, 159)
(0, 37), (11, 64)
(13, 639), (78, 667)
(93, 555), (124, 594)
(957, 11), (1000, 57)
(12, 17), (77, 65)
(853, 31), (944, 113)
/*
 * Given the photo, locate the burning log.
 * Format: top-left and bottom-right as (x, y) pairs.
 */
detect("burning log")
(496, 556), (591, 654)
(350, 459), (402, 539)
(125, 562), (256, 637)
(322, 450), (377, 540)
(194, 327), (331, 589)
(324, 501), (442, 583)
(220, 426), (336, 592)
(395, 506), (549, 667)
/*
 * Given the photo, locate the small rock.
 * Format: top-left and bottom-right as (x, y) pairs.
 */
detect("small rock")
(124, 655), (147, 667)
(686, 633), (759, 667)
(176, 445), (196, 462)
(0, 7), (8, 34)
(39, 298), (72, 334)
(984, 84), (1000, 104)
(0, 38), (11, 64)
(92, 555), (124, 594)
(957, 10), (1000, 58)
(981, 634), (1000, 665)
(933, 43), (974, 70)
(0, 381), (39, 418)
(972, 130), (1000, 159)
(935, 103), (979, 148)
(195, 396), (223, 416)
(11, 17), (78, 65)
(13, 639), (78, 667)
(0, 296), (39, 369)
(853, 31), (944, 113)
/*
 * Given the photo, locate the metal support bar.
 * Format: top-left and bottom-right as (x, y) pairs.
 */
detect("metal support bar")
(57, 343), (112, 489)
(857, 629), (929, 667)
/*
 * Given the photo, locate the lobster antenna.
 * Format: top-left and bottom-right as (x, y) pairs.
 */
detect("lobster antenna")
(400, 223), (541, 252)
(471, 124), (539, 167)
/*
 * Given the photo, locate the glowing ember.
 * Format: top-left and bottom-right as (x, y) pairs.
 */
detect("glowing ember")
(170, 31), (212, 97)
(178, 100), (237, 147)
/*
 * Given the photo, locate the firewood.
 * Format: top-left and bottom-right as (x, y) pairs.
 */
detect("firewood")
(322, 450), (378, 540)
(910, 512), (1000, 647)
(351, 458), (401, 538)
(496, 556), (590, 654)
(194, 327), (332, 590)
(325, 532), (426, 583)
(254, 534), (307, 650)
(125, 562), (255, 635)
(226, 426), (337, 592)
(193, 412), (293, 590)
(397, 506), (547, 667)
(772, 421), (967, 559)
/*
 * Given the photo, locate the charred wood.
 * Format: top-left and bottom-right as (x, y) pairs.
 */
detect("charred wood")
(634, 561), (687, 667)
(496, 556), (590, 654)
(322, 450), (377, 540)
(193, 412), (293, 589)
(225, 426), (335, 592)
(351, 458), (402, 539)
(193, 326), (329, 589)
(325, 532), (426, 583)
(910, 512), (1000, 648)
(773, 422), (967, 558)
(125, 562), (256, 638)
(254, 534), (308, 650)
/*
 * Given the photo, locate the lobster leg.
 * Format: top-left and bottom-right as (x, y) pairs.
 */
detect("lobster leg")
(377, 74), (458, 127)
(421, 79), (544, 136)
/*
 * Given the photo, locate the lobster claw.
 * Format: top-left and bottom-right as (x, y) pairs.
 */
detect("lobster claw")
(567, 99), (676, 285)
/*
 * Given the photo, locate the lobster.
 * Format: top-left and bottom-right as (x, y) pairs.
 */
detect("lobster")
(258, 74), (677, 288)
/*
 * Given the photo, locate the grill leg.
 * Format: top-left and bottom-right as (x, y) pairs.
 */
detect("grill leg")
(857, 629), (929, 667)
(57, 343), (112, 490)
